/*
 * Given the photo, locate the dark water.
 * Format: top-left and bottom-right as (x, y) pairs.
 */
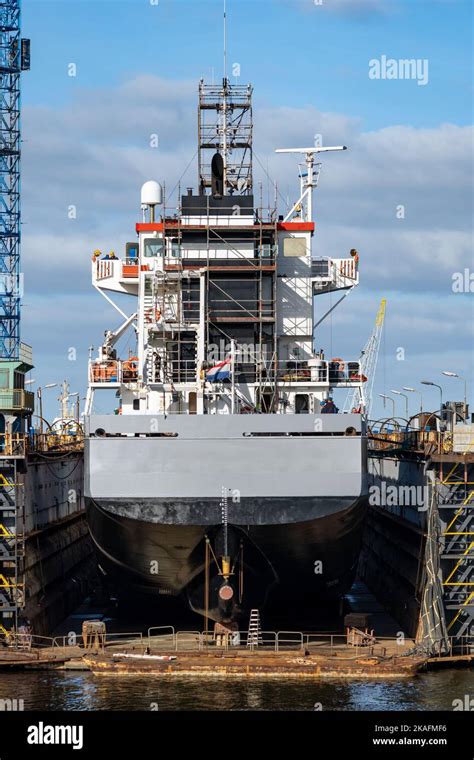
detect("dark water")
(0, 670), (472, 711)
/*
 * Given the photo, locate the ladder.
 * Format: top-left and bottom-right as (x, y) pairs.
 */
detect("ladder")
(247, 609), (262, 648)
(0, 459), (25, 637)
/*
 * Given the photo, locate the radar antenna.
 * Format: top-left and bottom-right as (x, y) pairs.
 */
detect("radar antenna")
(275, 145), (347, 222)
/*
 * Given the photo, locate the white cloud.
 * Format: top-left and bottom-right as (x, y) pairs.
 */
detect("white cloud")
(278, 0), (394, 17)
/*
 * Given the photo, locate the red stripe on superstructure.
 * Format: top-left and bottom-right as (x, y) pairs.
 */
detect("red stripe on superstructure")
(136, 223), (165, 232)
(276, 222), (315, 231)
(136, 221), (315, 233)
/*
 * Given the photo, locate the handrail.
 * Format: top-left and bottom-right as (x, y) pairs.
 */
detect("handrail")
(174, 630), (201, 652)
(0, 433), (27, 457)
(4, 628), (471, 656)
(276, 631), (304, 652)
(147, 625), (175, 640)
(0, 389), (34, 413)
(88, 356), (364, 388)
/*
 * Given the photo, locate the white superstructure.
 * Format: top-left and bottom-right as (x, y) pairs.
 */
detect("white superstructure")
(86, 82), (365, 420)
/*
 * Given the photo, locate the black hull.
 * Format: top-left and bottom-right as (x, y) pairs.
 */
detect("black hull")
(85, 496), (367, 623)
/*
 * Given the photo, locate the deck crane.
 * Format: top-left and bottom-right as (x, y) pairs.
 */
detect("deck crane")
(343, 298), (386, 417)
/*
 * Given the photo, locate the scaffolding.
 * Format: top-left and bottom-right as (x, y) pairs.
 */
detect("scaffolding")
(150, 78), (279, 401)
(143, 221), (278, 396)
(198, 79), (253, 195)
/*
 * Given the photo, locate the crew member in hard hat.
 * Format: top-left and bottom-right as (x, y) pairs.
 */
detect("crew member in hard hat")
(350, 248), (359, 267)
(91, 249), (101, 262)
(103, 250), (117, 260)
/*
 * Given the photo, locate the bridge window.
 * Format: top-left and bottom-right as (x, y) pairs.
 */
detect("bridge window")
(144, 239), (164, 258)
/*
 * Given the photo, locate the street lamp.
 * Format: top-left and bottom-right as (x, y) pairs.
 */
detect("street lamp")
(379, 393), (395, 418)
(421, 380), (443, 413)
(403, 387), (423, 415)
(442, 371), (468, 421)
(37, 383), (58, 435)
(69, 392), (80, 422)
(391, 390), (409, 420)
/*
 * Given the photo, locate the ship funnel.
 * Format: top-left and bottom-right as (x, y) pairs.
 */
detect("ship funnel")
(141, 181), (163, 223)
(211, 153), (224, 198)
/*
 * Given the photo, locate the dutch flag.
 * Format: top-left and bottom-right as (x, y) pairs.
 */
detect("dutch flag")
(206, 357), (232, 382)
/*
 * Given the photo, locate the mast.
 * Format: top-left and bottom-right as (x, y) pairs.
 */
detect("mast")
(222, 0), (228, 190)
(198, 78), (253, 195)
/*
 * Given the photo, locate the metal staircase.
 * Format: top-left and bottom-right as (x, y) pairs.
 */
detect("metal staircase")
(436, 469), (474, 648)
(0, 459), (25, 635)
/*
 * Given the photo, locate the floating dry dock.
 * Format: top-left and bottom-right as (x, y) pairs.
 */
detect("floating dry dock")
(0, 649), (69, 670)
(2, 625), (471, 679)
(82, 650), (426, 679)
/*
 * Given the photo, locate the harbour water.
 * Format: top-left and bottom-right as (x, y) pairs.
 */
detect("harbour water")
(0, 670), (471, 712)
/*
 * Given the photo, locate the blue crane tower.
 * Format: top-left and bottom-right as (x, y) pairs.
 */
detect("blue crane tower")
(0, 0), (29, 358)
(0, 0), (30, 637)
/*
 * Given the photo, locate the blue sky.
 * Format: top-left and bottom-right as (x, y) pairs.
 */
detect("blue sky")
(19, 0), (473, 421)
(23, 0), (472, 126)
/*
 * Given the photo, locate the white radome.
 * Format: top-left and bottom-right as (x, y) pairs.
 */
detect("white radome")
(141, 180), (163, 207)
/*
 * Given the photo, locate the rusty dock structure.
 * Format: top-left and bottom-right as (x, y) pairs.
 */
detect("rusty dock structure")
(1, 617), (472, 680)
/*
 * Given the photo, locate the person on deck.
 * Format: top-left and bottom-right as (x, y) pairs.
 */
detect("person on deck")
(321, 398), (339, 414)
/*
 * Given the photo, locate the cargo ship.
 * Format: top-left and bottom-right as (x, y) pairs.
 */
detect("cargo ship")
(84, 78), (370, 625)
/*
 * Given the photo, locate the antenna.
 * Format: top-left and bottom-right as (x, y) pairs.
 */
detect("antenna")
(223, 0), (227, 81)
(275, 146), (348, 222)
(275, 146), (347, 154)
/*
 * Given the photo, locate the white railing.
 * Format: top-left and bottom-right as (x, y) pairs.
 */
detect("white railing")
(88, 357), (365, 387)
(94, 258), (146, 283)
(95, 259), (116, 280)
(312, 257), (359, 287)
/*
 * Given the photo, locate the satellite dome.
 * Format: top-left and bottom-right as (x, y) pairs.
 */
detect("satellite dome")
(141, 181), (163, 206)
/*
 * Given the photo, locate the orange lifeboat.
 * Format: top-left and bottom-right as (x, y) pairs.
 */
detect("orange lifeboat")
(123, 356), (139, 382)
